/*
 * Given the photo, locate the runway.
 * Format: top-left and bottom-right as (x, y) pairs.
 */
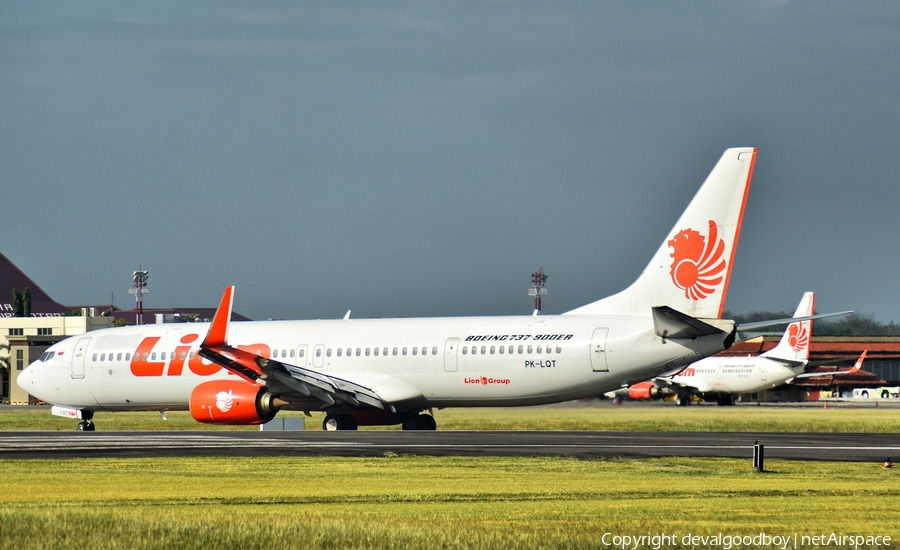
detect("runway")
(1, 431), (898, 461)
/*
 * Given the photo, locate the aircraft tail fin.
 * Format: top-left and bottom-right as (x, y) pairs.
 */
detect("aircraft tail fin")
(848, 350), (867, 373)
(565, 147), (757, 319)
(762, 292), (815, 364)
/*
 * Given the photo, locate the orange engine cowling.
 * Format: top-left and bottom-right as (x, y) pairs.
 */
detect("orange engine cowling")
(628, 381), (661, 401)
(190, 380), (281, 425)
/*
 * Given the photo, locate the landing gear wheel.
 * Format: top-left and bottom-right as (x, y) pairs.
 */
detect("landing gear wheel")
(340, 414), (358, 430)
(323, 414), (345, 431)
(676, 394), (690, 406)
(417, 414), (436, 431)
(401, 417), (419, 431)
(77, 420), (95, 432)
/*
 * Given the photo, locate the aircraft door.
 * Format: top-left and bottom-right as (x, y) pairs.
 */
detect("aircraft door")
(295, 345), (308, 368)
(444, 338), (459, 372)
(590, 328), (609, 372)
(72, 337), (91, 379)
(313, 344), (325, 368)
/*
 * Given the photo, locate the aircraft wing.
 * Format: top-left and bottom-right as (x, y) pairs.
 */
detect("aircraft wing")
(653, 376), (713, 394)
(794, 350), (867, 379)
(199, 345), (386, 410)
(198, 286), (386, 411)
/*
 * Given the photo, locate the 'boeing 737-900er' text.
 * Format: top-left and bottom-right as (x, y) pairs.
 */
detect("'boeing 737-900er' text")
(21, 148), (768, 431)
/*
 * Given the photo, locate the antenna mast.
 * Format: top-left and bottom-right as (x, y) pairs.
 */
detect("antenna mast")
(529, 266), (548, 313)
(129, 266), (149, 325)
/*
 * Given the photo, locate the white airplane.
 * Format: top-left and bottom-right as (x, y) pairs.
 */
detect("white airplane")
(627, 292), (856, 405)
(20, 148), (763, 431)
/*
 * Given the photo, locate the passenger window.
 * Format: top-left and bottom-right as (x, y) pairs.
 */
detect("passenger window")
(356, 348), (361, 356)
(517, 345), (523, 354)
(412, 347), (418, 356)
(499, 346), (504, 354)
(273, 349), (278, 358)
(462, 346), (468, 355)
(393, 347), (398, 356)
(471, 346), (476, 355)
(365, 348), (371, 356)
(556, 345), (562, 353)
(337, 348), (342, 357)
(299, 349), (305, 358)
(92, 354), (98, 361)
(537, 345), (542, 354)
(327, 349), (332, 357)
(480, 346), (486, 354)
(383, 347), (389, 356)
(290, 349), (296, 358)
(188, 352), (193, 360)
(374, 347), (379, 356)
(126, 353), (131, 361)
(143, 352), (149, 361)
(100, 353), (106, 361)
(316, 348), (321, 357)
(402, 347), (407, 356)
(179, 352), (185, 360)
(527, 345), (533, 354)
(490, 346), (495, 354)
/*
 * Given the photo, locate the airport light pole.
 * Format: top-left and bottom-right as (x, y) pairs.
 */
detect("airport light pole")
(529, 266), (548, 313)
(129, 268), (149, 325)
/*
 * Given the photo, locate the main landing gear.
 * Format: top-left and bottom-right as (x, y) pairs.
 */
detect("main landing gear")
(402, 414), (436, 431)
(321, 412), (437, 431)
(323, 413), (359, 431)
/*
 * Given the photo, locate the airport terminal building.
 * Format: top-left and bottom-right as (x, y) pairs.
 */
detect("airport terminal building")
(0, 252), (248, 404)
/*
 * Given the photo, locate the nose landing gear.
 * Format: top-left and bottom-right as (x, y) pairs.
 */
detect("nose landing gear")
(76, 411), (95, 431)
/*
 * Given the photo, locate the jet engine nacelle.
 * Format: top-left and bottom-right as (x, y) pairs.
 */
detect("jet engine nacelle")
(628, 381), (663, 401)
(189, 380), (282, 425)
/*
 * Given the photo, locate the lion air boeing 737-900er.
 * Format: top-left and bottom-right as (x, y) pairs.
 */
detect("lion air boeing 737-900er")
(20, 147), (787, 431)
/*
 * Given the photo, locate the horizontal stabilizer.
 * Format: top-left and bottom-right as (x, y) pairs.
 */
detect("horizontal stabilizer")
(765, 357), (806, 369)
(737, 311), (852, 332)
(651, 306), (732, 339)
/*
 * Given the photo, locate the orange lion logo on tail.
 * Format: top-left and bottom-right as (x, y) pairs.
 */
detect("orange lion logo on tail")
(788, 323), (809, 352)
(668, 220), (726, 300)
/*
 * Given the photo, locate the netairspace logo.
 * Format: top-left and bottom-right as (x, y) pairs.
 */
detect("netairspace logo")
(600, 532), (892, 550)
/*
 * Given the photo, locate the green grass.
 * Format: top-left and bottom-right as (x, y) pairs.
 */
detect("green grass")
(2, 403), (899, 432)
(0, 456), (897, 549)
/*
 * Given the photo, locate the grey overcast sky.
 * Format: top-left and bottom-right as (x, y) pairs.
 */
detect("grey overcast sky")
(2, 2), (899, 321)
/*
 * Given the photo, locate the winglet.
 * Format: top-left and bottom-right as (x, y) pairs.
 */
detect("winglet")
(849, 350), (868, 373)
(202, 286), (234, 348)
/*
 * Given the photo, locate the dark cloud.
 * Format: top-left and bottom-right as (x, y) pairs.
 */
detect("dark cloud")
(1, 2), (898, 321)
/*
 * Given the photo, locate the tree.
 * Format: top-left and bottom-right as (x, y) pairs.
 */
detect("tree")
(725, 309), (900, 337)
(23, 288), (31, 317)
(12, 289), (23, 317)
(0, 343), (10, 373)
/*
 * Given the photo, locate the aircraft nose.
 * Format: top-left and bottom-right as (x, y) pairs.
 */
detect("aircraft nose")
(16, 364), (36, 393)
